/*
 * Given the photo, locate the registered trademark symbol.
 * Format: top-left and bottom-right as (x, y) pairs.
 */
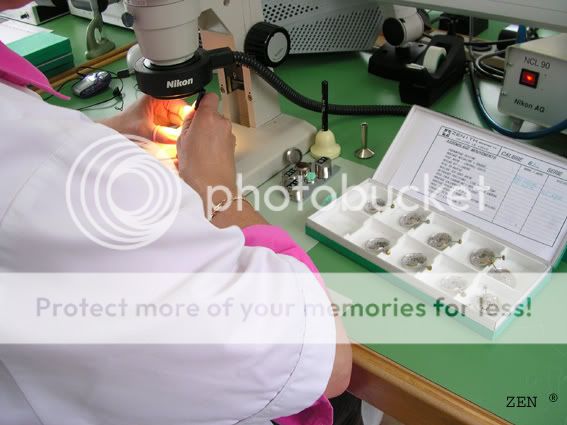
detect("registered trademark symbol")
(549, 393), (558, 403)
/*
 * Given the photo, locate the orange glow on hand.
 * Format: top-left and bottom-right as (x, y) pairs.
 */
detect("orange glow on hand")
(181, 104), (195, 120)
(153, 125), (182, 144)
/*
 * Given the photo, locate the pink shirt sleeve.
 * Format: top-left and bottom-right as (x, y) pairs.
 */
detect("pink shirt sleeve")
(242, 224), (333, 425)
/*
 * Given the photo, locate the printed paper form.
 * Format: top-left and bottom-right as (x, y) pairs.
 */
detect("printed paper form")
(388, 122), (567, 264)
(0, 19), (50, 44)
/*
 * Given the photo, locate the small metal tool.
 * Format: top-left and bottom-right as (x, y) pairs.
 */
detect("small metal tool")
(322, 80), (329, 132)
(295, 161), (312, 177)
(355, 122), (375, 159)
(314, 157), (332, 179)
(286, 179), (305, 203)
(281, 166), (298, 186)
(283, 147), (303, 165)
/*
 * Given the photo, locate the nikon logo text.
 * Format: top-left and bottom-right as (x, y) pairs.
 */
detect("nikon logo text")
(166, 78), (194, 89)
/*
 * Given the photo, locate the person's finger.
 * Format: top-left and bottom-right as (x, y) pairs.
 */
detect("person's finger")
(153, 125), (182, 144)
(195, 93), (219, 113)
(184, 103), (196, 123)
(179, 104), (197, 138)
(180, 103), (194, 120)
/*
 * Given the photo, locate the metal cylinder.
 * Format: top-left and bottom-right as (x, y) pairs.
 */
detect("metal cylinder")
(286, 180), (305, 203)
(295, 161), (312, 177)
(315, 157), (332, 180)
(281, 166), (298, 186)
(361, 122), (369, 149)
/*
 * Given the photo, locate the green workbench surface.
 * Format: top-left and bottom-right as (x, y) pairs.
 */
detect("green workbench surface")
(41, 15), (135, 68)
(277, 53), (567, 425)
(44, 17), (567, 425)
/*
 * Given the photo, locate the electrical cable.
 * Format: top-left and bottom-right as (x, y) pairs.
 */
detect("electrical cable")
(477, 52), (505, 75)
(421, 32), (516, 47)
(77, 87), (124, 111)
(474, 49), (506, 81)
(42, 77), (81, 101)
(465, 17), (505, 82)
(233, 52), (411, 117)
(43, 65), (125, 111)
(77, 74), (125, 111)
(465, 38), (516, 46)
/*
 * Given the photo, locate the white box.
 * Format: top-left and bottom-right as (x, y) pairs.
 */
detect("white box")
(306, 106), (567, 337)
(498, 34), (567, 131)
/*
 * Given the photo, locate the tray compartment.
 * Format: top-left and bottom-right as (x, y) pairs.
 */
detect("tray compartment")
(385, 235), (440, 273)
(409, 212), (467, 251)
(445, 230), (506, 270)
(345, 218), (403, 258)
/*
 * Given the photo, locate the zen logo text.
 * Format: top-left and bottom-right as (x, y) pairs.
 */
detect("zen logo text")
(166, 78), (194, 89)
(506, 396), (537, 408)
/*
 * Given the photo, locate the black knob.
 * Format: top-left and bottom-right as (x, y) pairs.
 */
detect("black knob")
(245, 22), (290, 68)
(121, 12), (135, 28)
(383, 17), (405, 46)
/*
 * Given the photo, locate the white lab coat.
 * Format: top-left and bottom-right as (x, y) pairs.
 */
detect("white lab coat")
(0, 80), (336, 425)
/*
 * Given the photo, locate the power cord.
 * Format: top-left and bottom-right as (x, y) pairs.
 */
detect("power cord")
(422, 32), (516, 47)
(77, 86), (124, 111)
(42, 77), (81, 101)
(473, 49), (506, 81)
(233, 52), (411, 116)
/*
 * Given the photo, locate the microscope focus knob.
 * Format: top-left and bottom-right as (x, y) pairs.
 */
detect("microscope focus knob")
(245, 22), (290, 68)
(121, 12), (134, 28)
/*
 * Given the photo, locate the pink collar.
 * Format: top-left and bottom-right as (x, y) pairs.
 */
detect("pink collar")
(0, 40), (69, 100)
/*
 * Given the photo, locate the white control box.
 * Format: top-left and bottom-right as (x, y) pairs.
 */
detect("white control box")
(498, 33), (567, 131)
(1, 2), (68, 25)
(67, 1), (127, 28)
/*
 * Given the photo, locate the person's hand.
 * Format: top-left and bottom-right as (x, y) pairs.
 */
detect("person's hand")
(99, 95), (192, 143)
(177, 93), (237, 206)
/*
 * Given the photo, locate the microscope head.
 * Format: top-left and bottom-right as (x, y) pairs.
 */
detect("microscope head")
(133, 48), (234, 99)
(124, 0), (234, 98)
(125, 0), (200, 67)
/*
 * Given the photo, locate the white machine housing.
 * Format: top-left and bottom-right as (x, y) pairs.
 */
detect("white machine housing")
(67, 0), (125, 26)
(380, 0), (567, 32)
(498, 34), (567, 131)
(68, 0), (384, 54)
(262, 0), (383, 53)
(1, 1), (68, 25)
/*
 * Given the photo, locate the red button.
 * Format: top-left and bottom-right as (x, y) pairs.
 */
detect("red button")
(519, 69), (539, 88)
